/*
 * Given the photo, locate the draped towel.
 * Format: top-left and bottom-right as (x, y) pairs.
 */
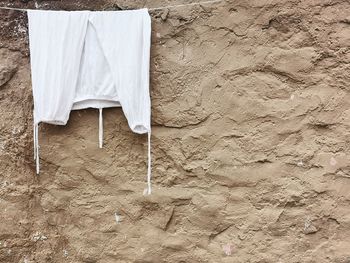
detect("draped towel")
(28, 9), (152, 194)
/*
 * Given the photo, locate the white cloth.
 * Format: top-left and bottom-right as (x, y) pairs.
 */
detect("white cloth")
(28, 9), (152, 194)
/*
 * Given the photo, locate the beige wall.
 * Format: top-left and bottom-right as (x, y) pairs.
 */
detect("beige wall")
(0, 0), (350, 262)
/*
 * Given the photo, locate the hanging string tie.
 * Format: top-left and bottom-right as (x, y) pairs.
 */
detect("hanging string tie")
(147, 131), (152, 195)
(99, 108), (103, 148)
(33, 123), (40, 174)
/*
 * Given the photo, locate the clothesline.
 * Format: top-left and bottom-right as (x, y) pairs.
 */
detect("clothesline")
(0, 0), (226, 12)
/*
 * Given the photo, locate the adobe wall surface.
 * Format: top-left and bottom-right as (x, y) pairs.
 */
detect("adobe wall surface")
(0, 0), (349, 262)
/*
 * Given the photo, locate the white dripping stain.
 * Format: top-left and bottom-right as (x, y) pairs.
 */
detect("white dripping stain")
(297, 160), (304, 167)
(63, 249), (68, 257)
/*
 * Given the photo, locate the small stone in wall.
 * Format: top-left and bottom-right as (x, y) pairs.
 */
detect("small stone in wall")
(0, 64), (16, 88)
(304, 218), (318, 234)
(32, 232), (48, 242)
(160, 9), (169, 21)
(115, 212), (122, 223)
(0, 141), (5, 154)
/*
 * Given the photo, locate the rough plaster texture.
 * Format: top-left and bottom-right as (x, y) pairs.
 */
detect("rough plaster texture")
(0, 0), (350, 262)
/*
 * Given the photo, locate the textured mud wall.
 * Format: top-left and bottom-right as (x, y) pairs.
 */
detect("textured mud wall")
(0, 0), (350, 262)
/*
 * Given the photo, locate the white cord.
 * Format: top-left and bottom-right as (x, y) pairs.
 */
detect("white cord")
(0, 6), (27, 11)
(0, 0), (226, 12)
(149, 0), (225, 11)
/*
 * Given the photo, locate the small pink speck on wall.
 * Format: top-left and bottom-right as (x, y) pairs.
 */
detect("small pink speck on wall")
(222, 243), (233, 256)
(330, 157), (337, 166)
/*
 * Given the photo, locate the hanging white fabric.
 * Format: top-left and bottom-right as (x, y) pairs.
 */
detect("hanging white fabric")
(28, 9), (152, 193)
